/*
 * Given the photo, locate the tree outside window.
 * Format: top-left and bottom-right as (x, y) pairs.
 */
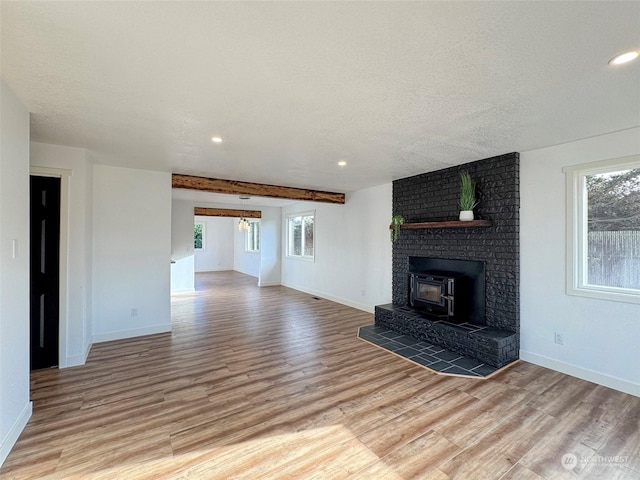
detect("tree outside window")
(586, 167), (640, 289)
(194, 222), (205, 250)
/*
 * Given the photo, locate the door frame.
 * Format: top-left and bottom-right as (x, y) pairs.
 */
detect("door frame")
(30, 166), (71, 368)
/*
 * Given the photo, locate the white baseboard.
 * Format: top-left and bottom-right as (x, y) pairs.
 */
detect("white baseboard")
(93, 324), (172, 344)
(520, 350), (640, 397)
(171, 288), (195, 294)
(195, 268), (233, 273)
(0, 401), (32, 467)
(281, 282), (374, 314)
(233, 268), (258, 278)
(258, 281), (280, 287)
(83, 340), (92, 363)
(63, 341), (92, 368)
(63, 354), (84, 367)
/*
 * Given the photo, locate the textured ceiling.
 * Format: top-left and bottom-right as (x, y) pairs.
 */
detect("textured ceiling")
(172, 189), (297, 208)
(1, 1), (639, 194)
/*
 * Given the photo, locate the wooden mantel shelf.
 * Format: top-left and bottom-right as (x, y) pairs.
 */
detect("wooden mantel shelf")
(389, 220), (492, 230)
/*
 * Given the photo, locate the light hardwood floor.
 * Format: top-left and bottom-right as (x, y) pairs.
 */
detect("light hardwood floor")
(1, 271), (638, 479)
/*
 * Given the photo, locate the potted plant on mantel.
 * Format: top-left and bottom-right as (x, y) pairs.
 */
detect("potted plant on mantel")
(459, 171), (479, 221)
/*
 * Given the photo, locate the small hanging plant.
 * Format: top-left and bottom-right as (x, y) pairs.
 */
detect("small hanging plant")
(459, 171), (479, 211)
(390, 215), (405, 242)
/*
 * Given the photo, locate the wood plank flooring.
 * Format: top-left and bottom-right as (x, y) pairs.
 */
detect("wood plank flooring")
(1, 271), (638, 479)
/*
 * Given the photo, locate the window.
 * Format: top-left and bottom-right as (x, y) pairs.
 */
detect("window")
(246, 221), (260, 252)
(564, 155), (640, 303)
(286, 212), (314, 260)
(194, 222), (205, 250)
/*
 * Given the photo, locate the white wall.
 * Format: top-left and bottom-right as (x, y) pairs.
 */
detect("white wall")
(194, 215), (234, 272)
(281, 183), (392, 313)
(258, 207), (281, 287)
(171, 256), (195, 293)
(84, 154), (94, 351)
(520, 127), (640, 396)
(171, 199), (195, 293)
(30, 142), (93, 367)
(234, 220), (260, 278)
(171, 198), (281, 286)
(0, 80), (32, 466)
(92, 165), (172, 342)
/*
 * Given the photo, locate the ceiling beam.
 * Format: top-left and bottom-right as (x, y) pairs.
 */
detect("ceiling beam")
(194, 207), (261, 218)
(173, 174), (345, 204)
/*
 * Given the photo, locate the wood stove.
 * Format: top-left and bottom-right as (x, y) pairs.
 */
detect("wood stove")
(409, 272), (459, 318)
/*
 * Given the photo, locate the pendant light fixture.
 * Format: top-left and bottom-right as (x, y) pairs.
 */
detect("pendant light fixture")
(238, 196), (251, 231)
(238, 217), (250, 231)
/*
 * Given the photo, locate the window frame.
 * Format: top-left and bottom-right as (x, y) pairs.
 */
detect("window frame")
(194, 221), (205, 251)
(285, 211), (315, 262)
(563, 154), (640, 304)
(246, 220), (260, 253)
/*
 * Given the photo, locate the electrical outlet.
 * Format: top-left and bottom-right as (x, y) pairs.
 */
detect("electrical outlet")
(554, 332), (564, 345)
(131, 308), (138, 317)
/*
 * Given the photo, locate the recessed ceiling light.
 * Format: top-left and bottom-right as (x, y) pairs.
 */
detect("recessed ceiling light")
(608, 50), (639, 65)
(211, 136), (223, 143)
(337, 160), (347, 167)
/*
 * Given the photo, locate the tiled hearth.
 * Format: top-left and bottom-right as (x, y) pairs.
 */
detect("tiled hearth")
(358, 325), (502, 377)
(374, 304), (518, 368)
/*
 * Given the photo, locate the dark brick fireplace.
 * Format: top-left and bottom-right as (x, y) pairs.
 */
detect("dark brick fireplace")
(373, 152), (520, 368)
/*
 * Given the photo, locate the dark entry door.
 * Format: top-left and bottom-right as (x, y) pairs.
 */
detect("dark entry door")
(30, 175), (60, 370)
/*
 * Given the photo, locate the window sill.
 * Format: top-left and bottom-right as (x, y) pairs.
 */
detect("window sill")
(285, 255), (315, 263)
(567, 286), (640, 305)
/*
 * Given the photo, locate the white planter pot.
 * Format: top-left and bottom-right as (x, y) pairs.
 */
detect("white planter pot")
(459, 210), (474, 221)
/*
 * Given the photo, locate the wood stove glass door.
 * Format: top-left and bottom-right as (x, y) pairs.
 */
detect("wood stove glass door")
(417, 282), (445, 306)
